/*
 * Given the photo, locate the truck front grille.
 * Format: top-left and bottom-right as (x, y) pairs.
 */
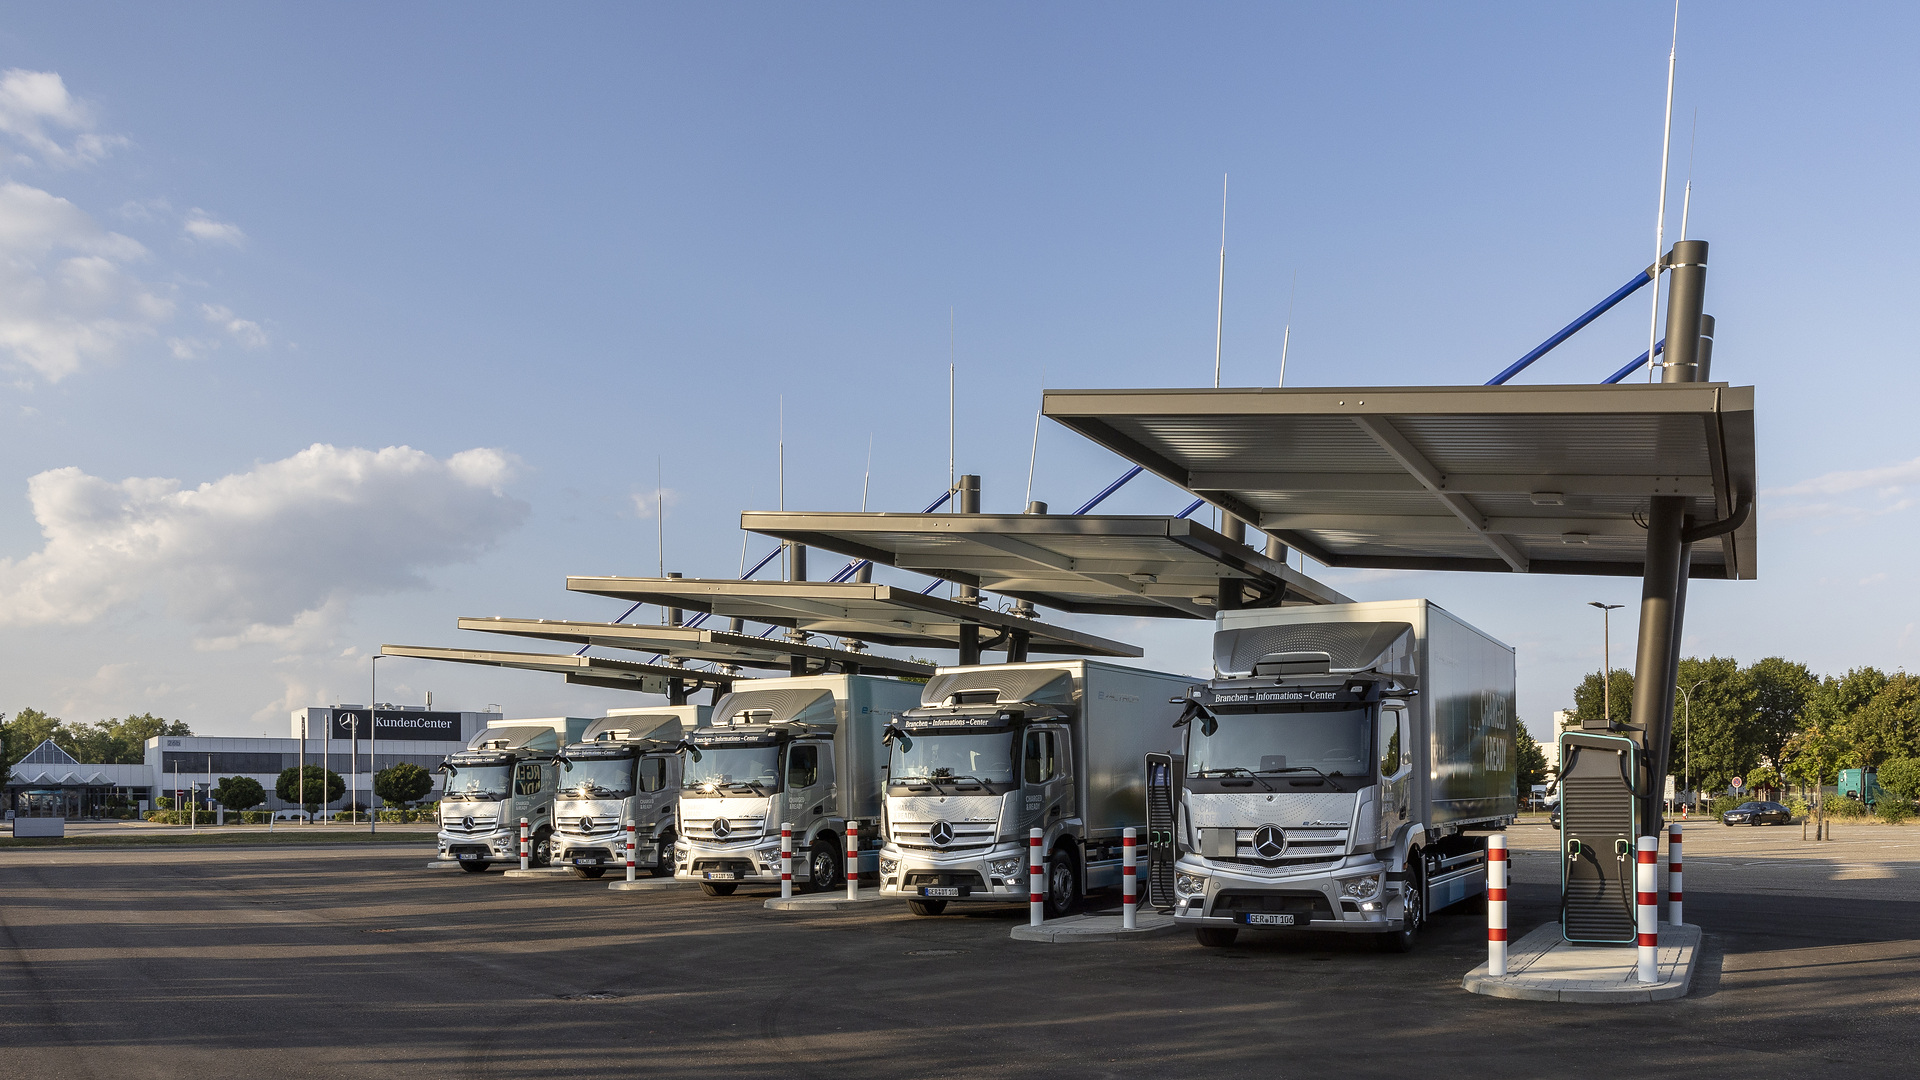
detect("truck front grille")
(1209, 826), (1348, 868)
(891, 820), (998, 853)
(1212, 890), (1335, 919)
(904, 870), (985, 889)
(684, 818), (766, 845)
(441, 817), (501, 837)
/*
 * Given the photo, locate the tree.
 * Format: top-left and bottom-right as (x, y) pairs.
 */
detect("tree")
(275, 766), (344, 816)
(1569, 670), (1635, 728)
(1515, 726), (1549, 798)
(63, 713), (193, 764)
(2, 707), (65, 769)
(374, 763), (434, 807)
(213, 775), (266, 811)
(1878, 757), (1920, 803)
(1745, 657), (1816, 771)
(1668, 655), (1757, 794)
(1832, 674), (1920, 767)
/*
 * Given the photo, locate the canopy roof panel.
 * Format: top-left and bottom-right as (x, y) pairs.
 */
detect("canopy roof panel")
(380, 645), (740, 694)
(739, 513), (1352, 619)
(562, 578), (1141, 658)
(1042, 383), (1756, 579)
(454, 617), (935, 679)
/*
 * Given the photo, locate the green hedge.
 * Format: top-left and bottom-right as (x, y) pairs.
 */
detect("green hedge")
(1875, 799), (1914, 824)
(1824, 797), (1869, 819)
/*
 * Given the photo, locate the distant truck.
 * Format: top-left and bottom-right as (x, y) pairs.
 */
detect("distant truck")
(1839, 768), (1879, 808)
(675, 675), (923, 896)
(551, 707), (708, 878)
(877, 660), (1192, 917)
(1165, 600), (1516, 951)
(436, 718), (593, 872)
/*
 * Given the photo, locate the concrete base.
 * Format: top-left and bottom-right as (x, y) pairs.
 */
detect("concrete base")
(1462, 922), (1701, 1003)
(501, 866), (573, 879)
(607, 878), (694, 892)
(1010, 910), (1179, 943)
(764, 887), (888, 911)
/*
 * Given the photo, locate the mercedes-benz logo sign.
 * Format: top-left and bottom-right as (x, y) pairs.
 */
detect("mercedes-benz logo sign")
(928, 821), (955, 846)
(1252, 824), (1287, 860)
(712, 818), (733, 839)
(580, 817), (595, 833)
(462, 815), (475, 830)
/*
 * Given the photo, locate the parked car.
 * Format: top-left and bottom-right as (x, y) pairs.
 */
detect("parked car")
(1548, 799), (1560, 829)
(1722, 800), (1792, 826)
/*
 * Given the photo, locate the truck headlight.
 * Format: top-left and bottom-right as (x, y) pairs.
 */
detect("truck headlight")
(881, 858), (899, 875)
(758, 849), (782, 868)
(1341, 875), (1381, 900)
(1175, 873), (1208, 898)
(988, 857), (1022, 877)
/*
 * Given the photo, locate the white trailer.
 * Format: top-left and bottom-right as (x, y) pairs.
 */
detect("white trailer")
(878, 660), (1193, 917)
(675, 674), (924, 896)
(551, 707), (709, 878)
(436, 718), (593, 872)
(1165, 600), (1515, 950)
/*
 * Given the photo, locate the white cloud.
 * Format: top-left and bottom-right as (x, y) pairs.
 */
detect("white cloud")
(1765, 455), (1920, 523)
(0, 68), (125, 168)
(0, 444), (530, 633)
(201, 303), (267, 347)
(183, 209), (245, 247)
(0, 180), (175, 381)
(629, 487), (683, 518)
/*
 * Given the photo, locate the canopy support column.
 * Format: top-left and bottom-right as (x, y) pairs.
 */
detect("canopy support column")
(1628, 496), (1687, 836)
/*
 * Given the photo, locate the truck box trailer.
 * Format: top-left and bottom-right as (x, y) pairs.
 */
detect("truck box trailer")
(436, 718), (593, 871)
(877, 660), (1194, 916)
(675, 675), (924, 896)
(1164, 600), (1515, 950)
(551, 706), (710, 878)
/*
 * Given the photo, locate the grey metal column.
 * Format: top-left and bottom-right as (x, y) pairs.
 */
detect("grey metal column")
(787, 546), (808, 676)
(1695, 314), (1716, 382)
(1627, 496), (1687, 836)
(1660, 240), (1708, 382)
(1265, 535), (1289, 563)
(956, 474), (981, 665)
(664, 571), (683, 627)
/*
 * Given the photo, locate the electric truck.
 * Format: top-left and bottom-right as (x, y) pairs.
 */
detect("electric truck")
(551, 707), (708, 878)
(675, 674), (923, 896)
(436, 718), (592, 872)
(877, 660), (1192, 917)
(1163, 600), (1516, 951)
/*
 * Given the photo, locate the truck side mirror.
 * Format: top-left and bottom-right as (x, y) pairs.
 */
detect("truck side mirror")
(881, 725), (911, 752)
(676, 740), (702, 762)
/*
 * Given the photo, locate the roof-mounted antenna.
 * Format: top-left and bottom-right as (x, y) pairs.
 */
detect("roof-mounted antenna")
(1647, 1), (1681, 382)
(1213, 173), (1227, 389)
(861, 433), (873, 511)
(1278, 270), (1296, 387)
(1679, 107), (1698, 241)
(1025, 366), (1046, 507)
(778, 396), (786, 578)
(948, 307), (956, 501)
(656, 457), (665, 578)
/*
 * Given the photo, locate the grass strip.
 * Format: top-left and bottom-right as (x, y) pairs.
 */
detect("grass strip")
(1, 830), (436, 849)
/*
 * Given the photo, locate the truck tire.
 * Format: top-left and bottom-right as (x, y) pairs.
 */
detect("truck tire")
(700, 881), (737, 897)
(1195, 927), (1238, 948)
(1042, 847), (1080, 919)
(532, 829), (554, 868)
(907, 898), (948, 916)
(458, 861), (489, 874)
(571, 866), (606, 879)
(651, 831), (676, 877)
(1378, 856), (1424, 953)
(807, 838), (843, 892)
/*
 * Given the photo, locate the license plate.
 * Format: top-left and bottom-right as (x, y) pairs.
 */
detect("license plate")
(1240, 912), (1297, 926)
(920, 886), (962, 898)
(456, 853), (480, 861)
(704, 871), (738, 881)
(574, 858), (602, 866)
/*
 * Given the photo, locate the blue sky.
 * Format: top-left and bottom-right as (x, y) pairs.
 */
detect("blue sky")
(1, 3), (1915, 740)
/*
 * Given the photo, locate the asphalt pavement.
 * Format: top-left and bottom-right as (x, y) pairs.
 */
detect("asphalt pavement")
(2, 821), (1915, 1078)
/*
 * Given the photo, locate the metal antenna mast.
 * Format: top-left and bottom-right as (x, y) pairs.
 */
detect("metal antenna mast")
(1680, 108), (1698, 241)
(1278, 270), (1296, 387)
(656, 457), (665, 578)
(1213, 174), (1227, 388)
(861, 433), (873, 511)
(948, 307), (956, 499)
(1648, 1), (1681, 381)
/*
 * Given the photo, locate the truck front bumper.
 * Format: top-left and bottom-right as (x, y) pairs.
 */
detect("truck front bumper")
(1169, 855), (1404, 934)
(675, 842), (784, 884)
(438, 831), (520, 862)
(877, 843), (1030, 903)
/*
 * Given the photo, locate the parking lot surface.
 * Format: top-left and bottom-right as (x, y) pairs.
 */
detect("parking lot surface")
(3, 821), (1916, 1078)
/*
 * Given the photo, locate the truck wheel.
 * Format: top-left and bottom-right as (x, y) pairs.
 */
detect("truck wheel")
(571, 866), (606, 879)
(1043, 847), (1080, 919)
(806, 838), (843, 892)
(458, 861), (489, 874)
(1378, 859), (1424, 953)
(700, 882), (737, 897)
(532, 830), (554, 868)
(907, 898), (948, 917)
(1195, 927), (1238, 948)
(651, 831), (676, 877)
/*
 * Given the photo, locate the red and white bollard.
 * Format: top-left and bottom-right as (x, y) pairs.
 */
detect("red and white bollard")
(1486, 835), (1508, 977)
(519, 817), (530, 872)
(1122, 828), (1139, 930)
(1028, 828), (1044, 927)
(780, 822), (793, 900)
(846, 820), (859, 900)
(1668, 823), (1684, 926)
(1636, 835), (1659, 982)
(624, 815), (637, 883)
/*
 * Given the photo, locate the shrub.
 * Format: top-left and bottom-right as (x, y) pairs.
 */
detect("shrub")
(1787, 796), (1813, 819)
(1708, 795), (1745, 817)
(212, 775), (266, 811)
(1825, 797), (1868, 819)
(1874, 798), (1914, 824)
(375, 763), (435, 807)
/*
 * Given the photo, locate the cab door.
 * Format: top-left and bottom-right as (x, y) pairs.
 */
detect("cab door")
(1022, 727), (1072, 833)
(1378, 705), (1412, 844)
(635, 755), (669, 828)
(783, 740), (834, 832)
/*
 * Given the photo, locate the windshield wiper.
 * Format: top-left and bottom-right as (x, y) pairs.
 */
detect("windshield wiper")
(1258, 766), (1331, 785)
(1193, 767), (1273, 791)
(925, 774), (992, 790)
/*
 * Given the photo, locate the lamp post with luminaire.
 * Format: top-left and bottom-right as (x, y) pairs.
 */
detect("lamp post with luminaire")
(1678, 678), (1705, 811)
(1588, 602), (1624, 724)
(370, 654), (385, 835)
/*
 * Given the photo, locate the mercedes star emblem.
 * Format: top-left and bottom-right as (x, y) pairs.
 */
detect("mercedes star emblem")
(1252, 824), (1287, 860)
(462, 815), (475, 830)
(712, 818), (732, 839)
(928, 821), (955, 846)
(580, 817), (595, 833)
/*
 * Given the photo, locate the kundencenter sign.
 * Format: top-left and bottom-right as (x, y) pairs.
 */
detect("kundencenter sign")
(328, 709), (463, 742)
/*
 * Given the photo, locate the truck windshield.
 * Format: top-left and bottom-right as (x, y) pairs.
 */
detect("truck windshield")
(684, 746), (781, 793)
(443, 765), (512, 800)
(891, 731), (1017, 785)
(1187, 706), (1374, 780)
(560, 757), (635, 799)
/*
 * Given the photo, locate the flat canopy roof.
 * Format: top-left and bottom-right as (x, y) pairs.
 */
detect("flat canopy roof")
(740, 512), (1352, 619)
(380, 645), (741, 694)
(453, 617), (936, 679)
(563, 578), (1142, 658)
(1042, 383), (1756, 579)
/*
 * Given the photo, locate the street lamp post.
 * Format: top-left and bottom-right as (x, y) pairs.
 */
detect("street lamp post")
(1588, 602), (1625, 723)
(1678, 678), (1705, 810)
(370, 654), (384, 835)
